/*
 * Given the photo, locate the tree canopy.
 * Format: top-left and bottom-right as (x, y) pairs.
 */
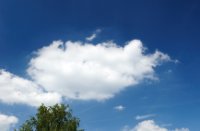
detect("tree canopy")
(18, 104), (83, 131)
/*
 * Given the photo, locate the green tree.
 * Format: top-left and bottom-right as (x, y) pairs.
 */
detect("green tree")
(18, 104), (83, 131)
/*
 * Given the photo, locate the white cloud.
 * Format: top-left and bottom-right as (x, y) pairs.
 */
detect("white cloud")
(0, 69), (62, 107)
(121, 120), (189, 131)
(135, 114), (156, 120)
(132, 120), (168, 131)
(86, 33), (97, 41)
(27, 39), (171, 101)
(0, 113), (18, 131)
(86, 29), (101, 41)
(114, 105), (125, 111)
(173, 128), (190, 131)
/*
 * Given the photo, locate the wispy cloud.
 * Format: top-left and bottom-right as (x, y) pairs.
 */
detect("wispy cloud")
(167, 69), (172, 73)
(161, 123), (172, 127)
(135, 114), (156, 120)
(114, 105), (125, 111)
(86, 33), (96, 41)
(86, 29), (101, 41)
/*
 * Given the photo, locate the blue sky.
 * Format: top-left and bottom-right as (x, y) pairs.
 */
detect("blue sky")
(0, 0), (200, 130)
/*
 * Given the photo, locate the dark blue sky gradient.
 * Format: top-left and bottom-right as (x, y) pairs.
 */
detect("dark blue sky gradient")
(0, 0), (199, 73)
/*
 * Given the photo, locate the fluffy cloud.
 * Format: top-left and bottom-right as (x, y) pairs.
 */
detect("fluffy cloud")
(132, 120), (168, 131)
(0, 69), (62, 107)
(0, 113), (18, 131)
(135, 114), (156, 120)
(121, 120), (189, 131)
(27, 39), (170, 101)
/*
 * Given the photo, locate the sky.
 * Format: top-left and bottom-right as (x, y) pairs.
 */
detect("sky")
(0, 0), (200, 130)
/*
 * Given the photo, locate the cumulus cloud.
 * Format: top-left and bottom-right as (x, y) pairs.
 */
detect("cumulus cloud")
(27, 39), (171, 101)
(86, 29), (101, 41)
(114, 105), (125, 111)
(132, 120), (168, 131)
(0, 69), (62, 107)
(121, 120), (189, 131)
(135, 114), (156, 120)
(0, 113), (18, 131)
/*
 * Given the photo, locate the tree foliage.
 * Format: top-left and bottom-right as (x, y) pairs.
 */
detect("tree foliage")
(18, 104), (83, 131)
